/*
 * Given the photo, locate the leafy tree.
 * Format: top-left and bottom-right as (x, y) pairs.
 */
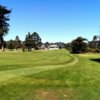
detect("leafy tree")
(32, 32), (42, 49)
(25, 32), (42, 51)
(65, 42), (71, 50)
(0, 5), (11, 50)
(25, 32), (34, 51)
(93, 35), (98, 41)
(57, 42), (65, 49)
(15, 35), (22, 50)
(89, 35), (100, 49)
(6, 40), (15, 50)
(71, 37), (88, 53)
(45, 42), (50, 48)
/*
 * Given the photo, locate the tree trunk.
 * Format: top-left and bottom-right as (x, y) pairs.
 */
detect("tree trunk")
(2, 45), (4, 52)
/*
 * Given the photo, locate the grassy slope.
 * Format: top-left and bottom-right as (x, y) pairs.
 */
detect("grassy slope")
(0, 50), (100, 100)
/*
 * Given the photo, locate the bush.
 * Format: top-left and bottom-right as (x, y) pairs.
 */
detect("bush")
(87, 48), (100, 53)
(95, 48), (100, 53)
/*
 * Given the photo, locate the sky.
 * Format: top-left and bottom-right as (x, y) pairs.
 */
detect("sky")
(0, 0), (100, 43)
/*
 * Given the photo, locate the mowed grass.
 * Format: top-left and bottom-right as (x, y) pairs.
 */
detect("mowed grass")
(0, 50), (72, 71)
(0, 50), (100, 100)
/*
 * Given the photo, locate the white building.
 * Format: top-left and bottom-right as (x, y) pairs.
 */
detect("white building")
(49, 44), (59, 50)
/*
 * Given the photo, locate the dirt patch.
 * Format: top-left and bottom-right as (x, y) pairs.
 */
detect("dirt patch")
(35, 89), (71, 100)
(36, 90), (59, 100)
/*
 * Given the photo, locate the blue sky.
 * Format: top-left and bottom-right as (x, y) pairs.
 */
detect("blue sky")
(0, 0), (100, 43)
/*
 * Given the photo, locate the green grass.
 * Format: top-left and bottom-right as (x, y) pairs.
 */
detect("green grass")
(0, 50), (72, 71)
(0, 50), (100, 100)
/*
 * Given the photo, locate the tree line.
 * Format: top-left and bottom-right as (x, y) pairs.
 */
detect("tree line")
(4, 32), (42, 51)
(65, 35), (100, 53)
(3, 33), (65, 51)
(0, 5), (100, 53)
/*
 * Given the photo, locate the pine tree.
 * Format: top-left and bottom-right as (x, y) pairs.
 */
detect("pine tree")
(0, 5), (11, 51)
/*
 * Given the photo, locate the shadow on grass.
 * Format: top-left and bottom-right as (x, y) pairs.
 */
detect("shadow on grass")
(90, 58), (100, 63)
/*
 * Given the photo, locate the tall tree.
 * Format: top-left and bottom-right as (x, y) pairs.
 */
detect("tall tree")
(6, 40), (15, 50)
(15, 35), (21, 50)
(90, 35), (99, 49)
(93, 35), (98, 41)
(25, 32), (34, 51)
(71, 37), (88, 53)
(45, 42), (50, 48)
(31, 32), (42, 49)
(25, 32), (42, 51)
(0, 5), (11, 51)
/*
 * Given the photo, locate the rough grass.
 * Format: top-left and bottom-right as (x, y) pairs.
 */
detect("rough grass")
(0, 50), (100, 100)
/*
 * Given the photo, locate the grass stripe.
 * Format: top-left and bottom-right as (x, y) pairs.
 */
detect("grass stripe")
(0, 53), (78, 83)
